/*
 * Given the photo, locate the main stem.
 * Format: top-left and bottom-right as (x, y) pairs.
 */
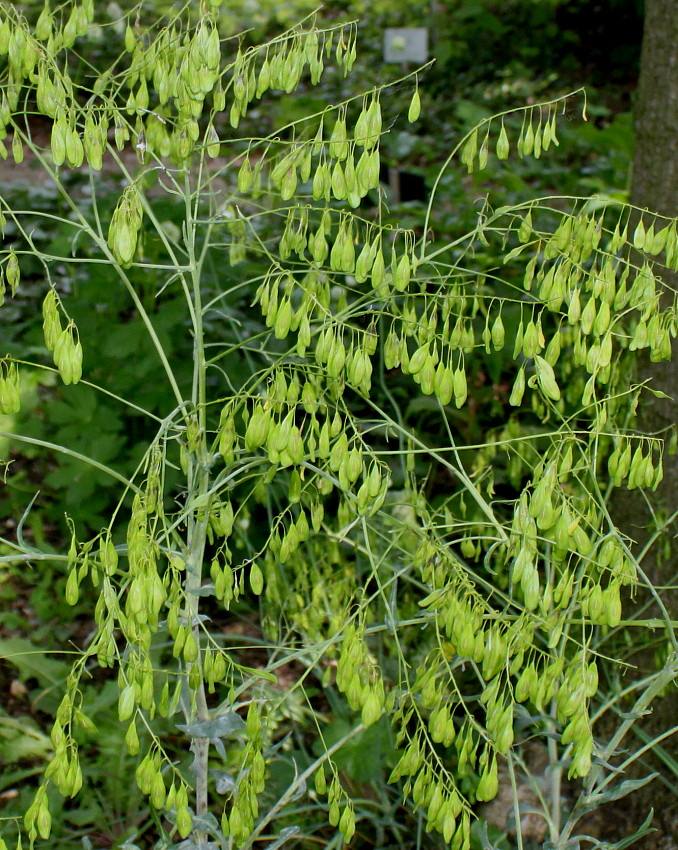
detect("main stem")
(183, 169), (212, 841)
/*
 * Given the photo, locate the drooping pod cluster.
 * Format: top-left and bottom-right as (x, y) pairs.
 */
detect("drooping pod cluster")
(0, 1), (359, 175)
(3, 3), (677, 848)
(107, 184), (144, 267)
(0, 245), (19, 303)
(460, 99), (564, 175)
(497, 203), (678, 414)
(42, 289), (83, 385)
(0, 356), (20, 414)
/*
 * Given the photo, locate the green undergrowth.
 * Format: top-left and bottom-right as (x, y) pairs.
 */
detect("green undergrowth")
(0, 2), (676, 850)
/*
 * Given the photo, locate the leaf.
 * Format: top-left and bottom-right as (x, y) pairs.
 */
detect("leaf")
(0, 637), (69, 687)
(236, 664), (278, 684)
(267, 826), (300, 849)
(189, 812), (220, 835)
(0, 714), (53, 763)
(176, 712), (245, 738)
(169, 843), (220, 850)
(584, 773), (658, 808)
(211, 770), (236, 794)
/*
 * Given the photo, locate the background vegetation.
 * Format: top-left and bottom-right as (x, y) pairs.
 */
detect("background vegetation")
(0, 2), (676, 850)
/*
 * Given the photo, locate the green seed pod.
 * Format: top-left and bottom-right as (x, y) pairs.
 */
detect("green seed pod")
(461, 129), (478, 173)
(365, 97), (382, 149)
(394, 253), (411, 292)
(249, 561), (264, 595)
(312, 160), (328, 200)
(361, 690), (383, 727)
(329, 111), (348, 160)
(453, 366), (467, 408)
(419, 355), (436, 395)
(65, 566), (79, 605)
(535, 355), (561, 401)
(237, 155), (253, 193)
(274, 298), (292, 339)
(475, 755), (498, 802)
(11, 129), (23, 164)
(408, 87), (421, 123)
(478, 135), (489, 170)
(64, 124), (84, 168)
(586, 583), (605, 623)
(633, 218), (646, 251)
(245, 406), (269, 451)
(603, 581), (622, 627)
(51, 116), (67, 166)
(509, 368), (525, 406)
(125, 718), (140, 755)
(331, 160), (346, 200)
(176, 805), (192, 838)
(182, 629), (199, 663)
(42, 290), (61, 351)
(204, 123), (219, 158)
(108, 211), (138, 268)
(280, 165), (298, 201)
(496, 123), (509, 159)
(36, 801), (52, 840)
(409, 343), (429, 376)
(522, 120), (535, 157)
(329, 431), (349, 472)
(434, 362), (454, 406)
(340, 225), (356, 271)
(568, 737), (593, 779)
(118, 684), (136, 722)
(287, 426), (304, 465)
(371, 247), (385, 289)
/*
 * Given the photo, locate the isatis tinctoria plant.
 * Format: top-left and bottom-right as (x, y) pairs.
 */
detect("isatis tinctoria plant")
(1, 1), (677, 849)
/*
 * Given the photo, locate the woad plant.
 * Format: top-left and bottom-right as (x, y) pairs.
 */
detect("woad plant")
(1, 1), (677, 849)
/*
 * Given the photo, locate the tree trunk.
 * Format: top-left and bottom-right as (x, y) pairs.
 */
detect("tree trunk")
(630, 0), (678, 219)
(616, 0), (678, 554)
(613, 3), (678, 841)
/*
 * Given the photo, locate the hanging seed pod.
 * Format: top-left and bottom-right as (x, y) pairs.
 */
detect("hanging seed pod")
(51, 115), (68, 166)
(408, 85), (421, 123)
(522, 120), (535, 156)
(364, 96), (382, 149)
(453, 365), (467, 408)
(460, 129), (477, 173)
(5, 249), (19, 295)
(331, 160), (346, 200)
(274, 298), (292, 339)
(490, 312), (504, 350)
(393, 253), (411, 292)
(203, 123), (219, 158)
(509, 367), (526, 406)
(533, 119), (542, 159)
(534, 355), (561, 401)
(370, 247), (385, 289)
(496, 123), (509, 159)
(311, 159), (328, 200)
(478, 133), (489, 170)
(65, 124), (84, 168)
(245, 405), (269, 451)
(329, 110), (348, 161)
(0, 359), (20, 415)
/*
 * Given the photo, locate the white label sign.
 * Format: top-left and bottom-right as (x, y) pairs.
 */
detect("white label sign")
(383, 28), (428, 64)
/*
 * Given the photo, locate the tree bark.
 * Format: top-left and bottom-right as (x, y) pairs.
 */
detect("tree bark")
(630, 0), (678, 219)
(616, 0), (678, 555)
(613, 3), (678, 841)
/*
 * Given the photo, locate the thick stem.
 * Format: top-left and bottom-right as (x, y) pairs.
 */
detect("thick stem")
(183, 167), (213, 842)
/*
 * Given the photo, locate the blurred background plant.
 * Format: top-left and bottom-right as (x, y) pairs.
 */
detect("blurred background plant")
(0, 1), (676, 849)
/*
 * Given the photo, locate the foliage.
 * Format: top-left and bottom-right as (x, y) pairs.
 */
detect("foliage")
(0, 2), (677, 850)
